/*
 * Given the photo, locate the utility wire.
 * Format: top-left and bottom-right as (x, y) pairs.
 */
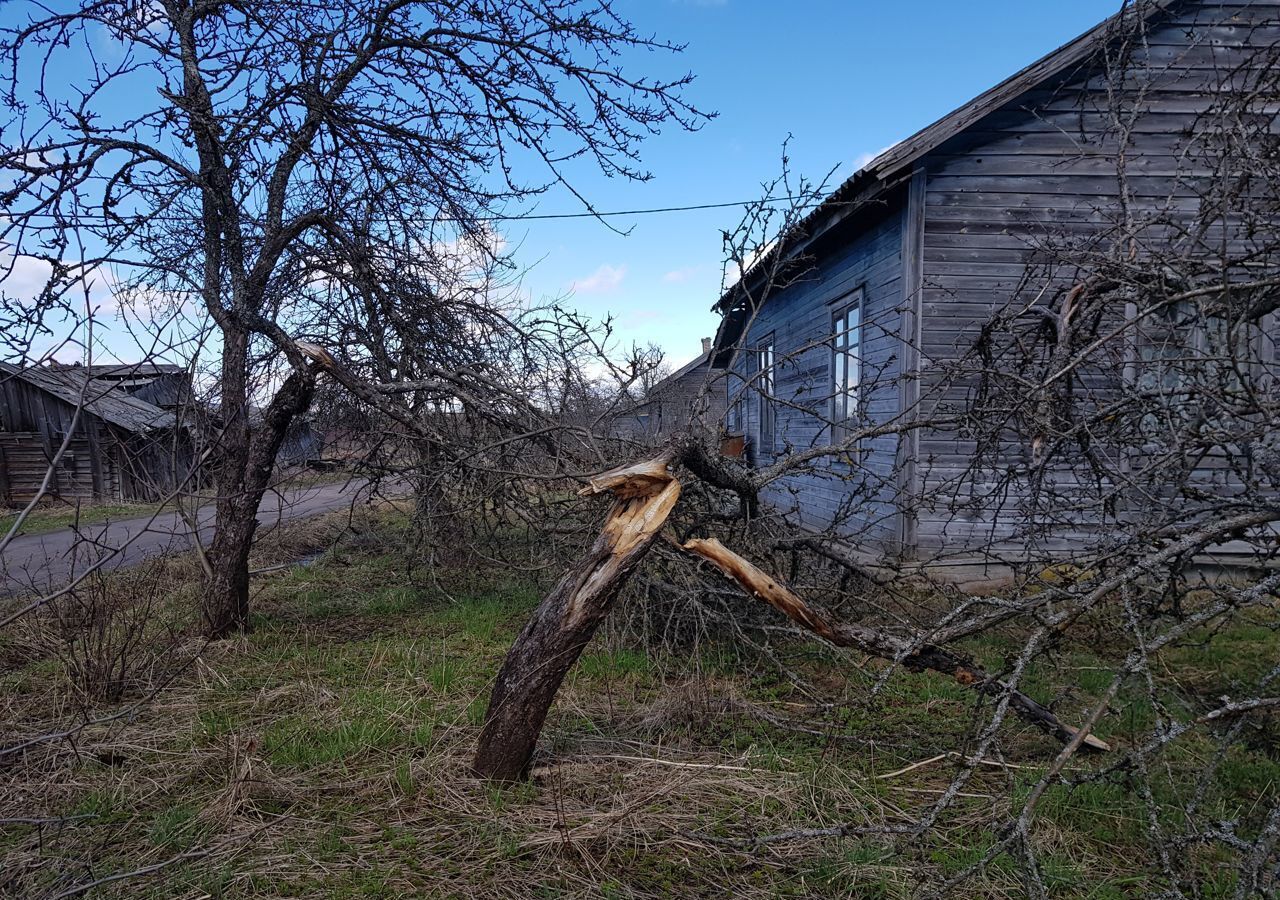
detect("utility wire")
(4, 194), (821, 225)
(479, 195), (816, 221)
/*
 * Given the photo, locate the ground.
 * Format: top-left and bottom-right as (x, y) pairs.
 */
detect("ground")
(0, 500), (166, 537)
(1, 506), (1277, 898)
(0, 476), (397, 594)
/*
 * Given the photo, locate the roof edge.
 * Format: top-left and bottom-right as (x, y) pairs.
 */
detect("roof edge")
(711, 0), (1182, 321)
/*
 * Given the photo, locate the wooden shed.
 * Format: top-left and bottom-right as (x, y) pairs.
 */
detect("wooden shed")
(81, 362), (193, 410)
(0, 362), (196, 506)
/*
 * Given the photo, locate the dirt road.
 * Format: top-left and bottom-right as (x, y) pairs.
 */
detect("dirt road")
(0, 479), (393, 594)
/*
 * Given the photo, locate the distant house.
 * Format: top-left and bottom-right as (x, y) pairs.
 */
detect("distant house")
(619, 338), (727, 443)
(276, 418), (324, 467)
(192, 403), (325, 471)
(0, 362), (196, 505)
(84, 362), (193, 410)
(712, 0), (1279, 564)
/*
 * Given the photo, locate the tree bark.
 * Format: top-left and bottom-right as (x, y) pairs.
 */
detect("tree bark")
(202, 515), (256, 637)
(472, 455), (680, 781)
(201, 368), (316, 638)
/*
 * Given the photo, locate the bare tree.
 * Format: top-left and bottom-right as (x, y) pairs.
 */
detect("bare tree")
(1, 0), (707, 636)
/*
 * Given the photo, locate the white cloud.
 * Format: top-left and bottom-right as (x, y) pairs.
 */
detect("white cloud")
(662, 265), (705, 284)
(852, 143), (901, 172)
(569, 263), (626, 294)
(0, 252), (55, 300)
(0, 249), (156, 321)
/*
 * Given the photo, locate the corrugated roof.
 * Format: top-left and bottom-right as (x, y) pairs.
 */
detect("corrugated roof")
(0, 362), (178, 433)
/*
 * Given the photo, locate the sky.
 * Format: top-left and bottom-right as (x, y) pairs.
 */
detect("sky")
(2, 0), (1126, 370)
(504, 0), (1124, 369)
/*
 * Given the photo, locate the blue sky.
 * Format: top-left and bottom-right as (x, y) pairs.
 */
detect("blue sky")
(509, 0), (1123, 369)
(4, 0), (1124, 369)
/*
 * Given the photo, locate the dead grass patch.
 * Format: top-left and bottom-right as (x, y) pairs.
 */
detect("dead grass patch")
(1, 505), (1276, 898)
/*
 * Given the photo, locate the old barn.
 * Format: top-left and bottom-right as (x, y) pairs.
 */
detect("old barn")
(0, 363), (197, 506)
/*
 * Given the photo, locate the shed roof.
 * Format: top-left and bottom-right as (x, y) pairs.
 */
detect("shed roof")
(0, 362), (178, 433)
(712, 0), (1181, 333)
(81, 362), (183, 379)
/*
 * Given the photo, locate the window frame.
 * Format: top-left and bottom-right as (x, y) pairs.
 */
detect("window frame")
(1132, 299), (1272, 447)
(753, 335), (776, 456)
(829, 289), (864, 442)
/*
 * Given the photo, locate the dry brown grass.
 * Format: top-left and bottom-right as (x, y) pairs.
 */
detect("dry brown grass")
(1, 504), (1275, 898)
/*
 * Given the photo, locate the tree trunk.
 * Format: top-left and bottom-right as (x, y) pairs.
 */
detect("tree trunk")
(473, 455), (679, 780)
(202, 510), (257, 637)
(201, 368), (315, 638)
(411, 439), (456, 546)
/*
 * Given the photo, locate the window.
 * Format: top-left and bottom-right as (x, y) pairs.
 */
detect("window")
(754, 337), (775, 454)
(831, 292), (863, 437)
(1136, 299), (1264, 438)
(725, 370), (746, 436)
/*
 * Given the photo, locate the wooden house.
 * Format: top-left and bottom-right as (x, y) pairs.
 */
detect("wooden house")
(618, 338), (728, 443)
(712, 0), (1280, 571)
(0, 362), (196, 506)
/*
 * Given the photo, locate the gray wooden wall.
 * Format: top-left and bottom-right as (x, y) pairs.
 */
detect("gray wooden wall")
(0, 377), (116, 504)
(732, 202), (907, 548)
(727, 0), (1280, 567)
(912, 0), (1280, 561)
(0, 377), (193, 506)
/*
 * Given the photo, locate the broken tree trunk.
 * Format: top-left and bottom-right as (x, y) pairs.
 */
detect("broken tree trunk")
(472, 455), (681, 781)
(681, 537), (1109, 753)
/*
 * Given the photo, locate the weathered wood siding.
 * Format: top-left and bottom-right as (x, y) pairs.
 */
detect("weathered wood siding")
(618, 358), (729, 444)
(0, 376), (115, 504)
(912, 0), (1280, 559)
(0, 375), (194, 505)
(733, 200), (907, 548)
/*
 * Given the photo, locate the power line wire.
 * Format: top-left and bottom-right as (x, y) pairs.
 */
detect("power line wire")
(479, 195), (814, 221)
(3, 194), (819, 225)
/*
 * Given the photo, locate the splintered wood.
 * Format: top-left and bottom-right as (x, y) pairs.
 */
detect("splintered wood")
(578, 453), (677, 501)
(475, 458), (1107, 782)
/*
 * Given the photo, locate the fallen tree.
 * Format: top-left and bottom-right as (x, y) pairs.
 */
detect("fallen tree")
(680, 537), (1109, 753)
(472, 456), (682, 781)
(471, 458), (1107, 781)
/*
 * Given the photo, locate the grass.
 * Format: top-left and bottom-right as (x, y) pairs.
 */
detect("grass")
(0, 506), (1277, 898)
(0, 499), (168, 536)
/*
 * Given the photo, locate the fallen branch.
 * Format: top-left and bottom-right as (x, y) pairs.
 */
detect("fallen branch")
(680, 537), (1109, 753)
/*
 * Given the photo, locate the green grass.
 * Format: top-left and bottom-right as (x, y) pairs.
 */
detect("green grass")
(2, 504), (1277, 898)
